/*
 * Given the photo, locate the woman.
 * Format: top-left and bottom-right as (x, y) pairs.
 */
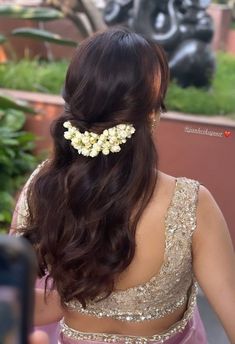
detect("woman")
(11, 28), (235, 343)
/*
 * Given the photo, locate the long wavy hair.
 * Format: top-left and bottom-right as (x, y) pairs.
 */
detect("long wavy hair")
(20, 28), (169, 307)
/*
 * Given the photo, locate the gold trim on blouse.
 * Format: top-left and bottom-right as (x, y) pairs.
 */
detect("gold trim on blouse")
(60, 281), (198, 343)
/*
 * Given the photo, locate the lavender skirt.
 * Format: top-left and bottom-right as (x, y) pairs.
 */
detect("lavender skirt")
(58, 305), (208, 344)
(34, 277), (60, 343)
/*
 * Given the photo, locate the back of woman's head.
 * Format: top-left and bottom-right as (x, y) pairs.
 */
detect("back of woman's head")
(22, 27), (169, 307)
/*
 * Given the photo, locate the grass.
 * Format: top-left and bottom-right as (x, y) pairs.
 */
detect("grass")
(0, 53), (235, 116)
(0, 59), (67, 94)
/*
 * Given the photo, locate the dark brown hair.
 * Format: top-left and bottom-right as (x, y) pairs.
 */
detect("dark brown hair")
(19, 27), (169, 307)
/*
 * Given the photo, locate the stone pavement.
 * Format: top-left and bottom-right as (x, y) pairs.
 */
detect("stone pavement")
(197, 290), (229, 344)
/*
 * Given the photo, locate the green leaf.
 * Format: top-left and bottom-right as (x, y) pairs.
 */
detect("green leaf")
(12, 28), (77, 47)
(0, 210), (12, 223)
(0, 155), (13, 169)
(16, 132), (35, 147)
(0, 5), (64, 21)
(0, 34), (6, 44)
(3, 147), (16, 159)
(0, 109), (25, 131)
(0, 171), (12, 186)
(0, 93), (36, 113)
(0, 138), (19, 146)
(0, 191), (14, 209)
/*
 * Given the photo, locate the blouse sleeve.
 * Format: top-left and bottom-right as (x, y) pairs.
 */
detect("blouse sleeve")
(10, 160), (48, 234)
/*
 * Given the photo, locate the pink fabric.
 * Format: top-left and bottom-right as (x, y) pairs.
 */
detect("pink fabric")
(34, 276), (60, 344)
(59, 304), (208, 344)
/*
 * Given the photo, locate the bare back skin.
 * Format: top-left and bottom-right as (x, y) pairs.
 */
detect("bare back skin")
(63, 171), (190, 336)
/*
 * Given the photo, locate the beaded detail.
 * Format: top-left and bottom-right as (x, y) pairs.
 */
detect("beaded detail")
(60, 281), (198, 343)
(15, 160), (48, 232)
(64, 177), (200, 322)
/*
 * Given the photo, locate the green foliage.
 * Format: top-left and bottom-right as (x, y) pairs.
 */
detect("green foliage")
(0, 59), (67, 94)
(166, 53), (235, 115)
(12, 28), (77, 47)
(0, 4), (77, 48)
(0, 93), (37, 231)
(0, 5), (63, 21)
(0, 94), (35, 112)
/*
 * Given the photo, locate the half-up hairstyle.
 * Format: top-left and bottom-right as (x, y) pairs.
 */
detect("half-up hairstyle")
(19, 27), (169, 307)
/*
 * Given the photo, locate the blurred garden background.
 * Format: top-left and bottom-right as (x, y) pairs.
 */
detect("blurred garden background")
(0, 0), (235, 232)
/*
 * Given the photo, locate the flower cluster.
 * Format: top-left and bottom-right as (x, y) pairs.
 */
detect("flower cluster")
(63, 121), (136, 157)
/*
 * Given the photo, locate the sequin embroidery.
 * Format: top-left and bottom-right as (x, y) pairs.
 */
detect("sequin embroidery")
(65, 177), (200, 322)
(60, 281), (198, 343)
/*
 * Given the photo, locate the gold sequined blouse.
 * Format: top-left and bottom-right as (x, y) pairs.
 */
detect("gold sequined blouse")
(15, 166), (201, 343)
(64, 177), (200, 320)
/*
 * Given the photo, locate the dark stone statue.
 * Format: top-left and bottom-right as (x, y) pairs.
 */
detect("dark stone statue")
(104, 0), (216, 88)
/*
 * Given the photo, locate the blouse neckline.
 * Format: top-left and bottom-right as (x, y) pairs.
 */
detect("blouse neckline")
(113, 177), (179, 294)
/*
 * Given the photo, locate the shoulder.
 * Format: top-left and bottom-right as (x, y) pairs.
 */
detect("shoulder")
(11, 160), (49, 231)
(196, 183), (226, 230)
(157, 171), (200, 199)
(158, 171), (200, 188)
(158, 172), (231, 250)
(176, 176), (201, 197)
(174, 177), (225, 234)
(27, 159), (49, 185)
(156, 171), (176, 190)
(193, 183), (231, 254)
(21, 159), (49, 202)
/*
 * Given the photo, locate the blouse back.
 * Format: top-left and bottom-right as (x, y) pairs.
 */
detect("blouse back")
(65, 177), (201, 322)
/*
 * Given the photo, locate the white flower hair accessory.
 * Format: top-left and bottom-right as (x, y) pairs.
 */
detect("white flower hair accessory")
(63, 121), (136, 157)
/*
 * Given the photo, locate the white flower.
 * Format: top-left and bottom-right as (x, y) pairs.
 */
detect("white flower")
(90, 149), (99, 157)
(64, 131), (73, 140)
(71, 137), (80, 145)
(103, 129), (109, 137)
(75, 132), (82, 139)
(70, 127), (77, 135)
(81, 148), (90, 156)
(82, 137), (90, 144)
(63, 121), (72, 129)
(109, 137), (117, 144)
(102, 148), (110, 155)
(98, 134), (105, 142)
(89, 136), (96, 144)
(63, 121), (135, 157)
(111, 145), (121, 153)
(117, 124), (126, 130)
(72, 143), (80, 150)
(93, 143), (101, 150)
(119, 130), (127, 139)
(102, 141), (110, 149)
(91, 132), (98, 138)
(108, 127), (116, 136)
